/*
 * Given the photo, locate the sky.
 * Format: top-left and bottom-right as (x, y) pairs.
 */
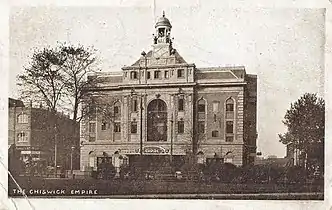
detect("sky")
(9, 6), (325, 158)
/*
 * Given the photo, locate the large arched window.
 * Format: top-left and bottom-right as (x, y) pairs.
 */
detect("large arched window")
(147, 99), (167, 141)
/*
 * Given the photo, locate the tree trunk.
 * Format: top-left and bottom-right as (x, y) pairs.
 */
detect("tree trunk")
(73, 98), (79, 122)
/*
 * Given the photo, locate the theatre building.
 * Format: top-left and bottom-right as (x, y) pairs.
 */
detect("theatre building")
(80, 13), (257, 172)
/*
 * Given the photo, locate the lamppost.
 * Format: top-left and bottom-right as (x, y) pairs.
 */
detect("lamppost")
(170, 114), (174, 164)
(140, 51), (147, 156)
(54, 119), (58, 177)
(70, 146), (75, 177)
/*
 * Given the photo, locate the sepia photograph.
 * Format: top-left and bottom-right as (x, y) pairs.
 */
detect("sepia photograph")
(6, 5), (326, 204)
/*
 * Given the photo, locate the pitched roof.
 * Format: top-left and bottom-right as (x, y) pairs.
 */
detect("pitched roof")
(131, 49), (187, 67)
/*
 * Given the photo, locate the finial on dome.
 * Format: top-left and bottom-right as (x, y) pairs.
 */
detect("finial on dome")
(162, 11), (165, 17)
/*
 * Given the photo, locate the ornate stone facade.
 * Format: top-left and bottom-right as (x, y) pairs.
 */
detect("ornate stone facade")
(80, 13), (257, 170)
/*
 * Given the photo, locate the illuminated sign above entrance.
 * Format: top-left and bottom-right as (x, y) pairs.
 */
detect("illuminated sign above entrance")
(143, 146), (170, 155)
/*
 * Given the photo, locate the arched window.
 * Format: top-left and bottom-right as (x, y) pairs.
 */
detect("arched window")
(88, 151), (95, 168)
(198, 99), (206, 113)
(130, 71), (138, 79)
(226, 98), (234, 112)
(147, 99), (167, 141)
(113, 101), (121, 125)
(225, 98), (235, 142)
(17, 114), (28, 123)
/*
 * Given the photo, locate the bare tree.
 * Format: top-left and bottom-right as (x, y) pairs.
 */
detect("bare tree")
(17, 47), (67, 112)
(59, 43), (100, 121)
(17, 43), (99, 121)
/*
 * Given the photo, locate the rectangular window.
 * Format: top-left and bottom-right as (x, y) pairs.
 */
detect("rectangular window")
(89, 122), (96, 133)
(213, 102), (219, 112)
(147, 71), (151, 79)
(114, 106), (119, 115)
(131, 122), (137, 134)
(114, 122), (121, 133)
(89, 135), (96, 142)
(198, 104), (205, 113)
(212, 130), (219, 137)
(213, 114), (217, 122)
(198, 121), (205, 134)
(177, 69), (184, 78)
(226, 121), (234, 134)
(101, 122), (107, 131)
(132, 99), (138, 112)
(226, 104), (234, 112)
(154, 70), (161, 79)
(178, 121), (184, 134)
(178, 98), (184, 111)
(164, 70), (169, 79)
(226, 136), (234, 142)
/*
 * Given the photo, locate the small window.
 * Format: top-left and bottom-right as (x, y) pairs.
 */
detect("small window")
(89, 135), (96, 142)
(154, 70), (161, 79)
(130, 71), (138, 79)
(198, 99), (205, 113)
(114, 122), (121, 133)
(226, 98), (234, 111)
(178, 98), (184, 111)
(17, 114), (28, 123)
(101, 122), (107, 131)
(132, 98), (138, 112)
(198, 121), (205, 134)
(114, 106), (119, 115)
(213, 114), (217, 122)
(89, 122), (96, 133)
(147, 71), (151, 79)
(226, 136), (234, 142)
(226, 121), (233, 134)
(164, 71), (169, 79)
(178, 120), (184, 134)
(124, 72), (127, 78)
(213, 101), (219, 113)
(212, 130), (219, 137)
(17, 132), (28, 142)
(177, 69), (184, 78)
(131, 122), (137, 134)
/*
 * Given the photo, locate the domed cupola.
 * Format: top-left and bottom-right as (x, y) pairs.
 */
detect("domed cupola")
(153, 11), (173, 46)
(155, 12), (172, 29)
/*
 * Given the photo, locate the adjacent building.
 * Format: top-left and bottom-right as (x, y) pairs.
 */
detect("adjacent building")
(8, 98), (80, 171)
(80, 13), (257, 172)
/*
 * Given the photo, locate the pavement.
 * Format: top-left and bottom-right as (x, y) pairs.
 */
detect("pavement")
(93, 192), (324, 200)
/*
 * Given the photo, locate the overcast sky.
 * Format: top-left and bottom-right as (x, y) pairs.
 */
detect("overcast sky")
(9, 6), (325, 157)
